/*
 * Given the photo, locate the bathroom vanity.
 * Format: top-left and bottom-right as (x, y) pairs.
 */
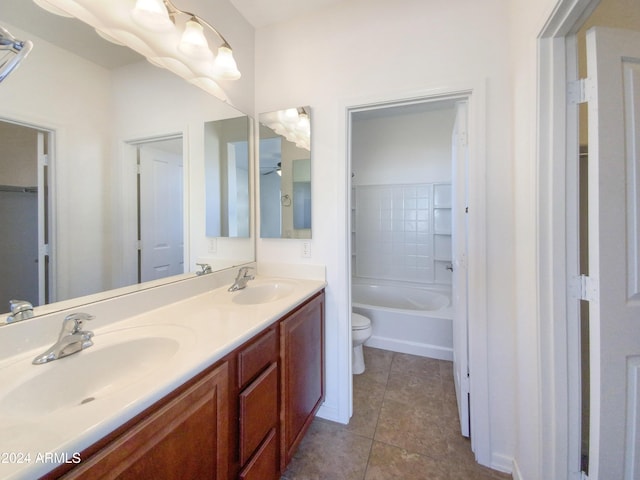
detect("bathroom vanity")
(0, 272), (325, 480)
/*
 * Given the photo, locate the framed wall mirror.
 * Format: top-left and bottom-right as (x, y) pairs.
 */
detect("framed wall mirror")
(0, 0), (254, 322)
(259, 107), (312, 239)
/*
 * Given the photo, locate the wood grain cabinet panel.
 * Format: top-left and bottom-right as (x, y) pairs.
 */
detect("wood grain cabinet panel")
(238, 428), (277, 480)
(237, 327), (278, 389)
(280, 291), (325, 470)
(61, 362), (230, 480)
(239, 362), (278, 465)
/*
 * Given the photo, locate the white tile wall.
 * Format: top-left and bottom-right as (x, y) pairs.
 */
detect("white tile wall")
(354, 183), (452, 284)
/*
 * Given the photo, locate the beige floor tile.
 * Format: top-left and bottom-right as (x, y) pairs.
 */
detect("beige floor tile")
(281, 419), (372, 480)
(375, 397), (452, 459)
(281, 348), (512, 480)
(384, 370), (445, 405)
(361, 347), (394, 385)
(346, 374), (386, 438)
(364, 441), (449, 480)
(390, 353), (443, 379)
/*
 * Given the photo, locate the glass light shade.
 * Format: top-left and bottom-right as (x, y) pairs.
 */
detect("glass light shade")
(178, 19), (213, 58)
(95, 28), (125, 46)
(131, 0), (174, 32)
(296, 113), (310, 134)
(33, 0), (74, 17)
(281, 108), (299, 124)
(212, 46), (241, 80)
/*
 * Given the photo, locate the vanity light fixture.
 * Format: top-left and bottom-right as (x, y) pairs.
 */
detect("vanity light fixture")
(32, 0), (241, 101)
(131, 0), (174, 32)
(132, 0), (241, 79)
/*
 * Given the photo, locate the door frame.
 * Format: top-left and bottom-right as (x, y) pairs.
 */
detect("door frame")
(119, 133), (187, 287)
(344, 81), (492, 465)
(0, 117), (56, 305)
(537, 1), (600, 479)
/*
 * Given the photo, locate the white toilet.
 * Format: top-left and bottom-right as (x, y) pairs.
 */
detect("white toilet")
(352, 312), (372, 374)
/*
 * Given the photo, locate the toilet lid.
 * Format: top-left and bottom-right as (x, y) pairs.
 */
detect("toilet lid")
(352, 313), (371, 330)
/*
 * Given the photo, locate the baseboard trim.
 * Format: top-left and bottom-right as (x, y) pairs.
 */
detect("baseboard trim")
(512, 458), (523, 480)
(365, 336), (453, 361)
(316, 402), (346, 424)
(491, 453), (514, 475)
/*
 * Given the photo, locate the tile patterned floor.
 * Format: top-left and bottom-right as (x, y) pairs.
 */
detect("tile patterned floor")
(281, 347), (512, 480)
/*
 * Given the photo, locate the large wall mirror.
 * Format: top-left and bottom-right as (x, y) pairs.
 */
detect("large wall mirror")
(0, 0), (254, 322)
(259, 107), (312, 239)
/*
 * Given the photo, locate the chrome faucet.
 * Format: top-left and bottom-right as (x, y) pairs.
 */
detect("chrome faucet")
(6, 299), (33, 323)
(196, 263), (212, 275)
(32, 313), (95, 365)
(228, 267), (255, 292)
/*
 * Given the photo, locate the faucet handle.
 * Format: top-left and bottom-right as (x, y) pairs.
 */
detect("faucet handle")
(240, 266), (255, 278)
(10, 299), (33, 314)
(6, 299), (33, 323)
(61, 312), (94, 337)
(196, 263), (212, 275)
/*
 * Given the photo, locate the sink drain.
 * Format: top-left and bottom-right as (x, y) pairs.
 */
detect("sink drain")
(80, 397), (95, 405)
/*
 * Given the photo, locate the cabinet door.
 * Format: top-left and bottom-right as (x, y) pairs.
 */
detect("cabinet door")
(239, 362), (278, 465)
(280, 291), (324, 469)
(63, 362), (230, 480)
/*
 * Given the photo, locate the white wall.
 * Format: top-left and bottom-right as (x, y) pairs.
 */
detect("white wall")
(508, 1), (562, 479)
(255, 0), (516, 469)
(352, 107), (455, 186)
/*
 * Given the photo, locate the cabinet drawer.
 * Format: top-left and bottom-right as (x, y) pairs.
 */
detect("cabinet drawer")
(238, 327), (278, 388)
(239, 362), (278, 465)
(239, 428), (277, 480)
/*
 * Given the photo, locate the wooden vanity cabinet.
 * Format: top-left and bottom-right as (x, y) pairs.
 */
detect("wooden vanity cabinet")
(59, 361), (230, 480)
(42, 290), (324, 480)
(280, 291), (325, 470)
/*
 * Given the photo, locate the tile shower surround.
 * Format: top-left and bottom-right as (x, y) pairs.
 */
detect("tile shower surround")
(354, 184), (452, 284)
(281, 347), (511, 480)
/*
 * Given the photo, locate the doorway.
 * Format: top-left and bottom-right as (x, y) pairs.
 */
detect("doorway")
(129, 136), (185, 284)
(345, 87), (490, 463)
(0, 119), (52, 309)
(538, 0), (640, 478)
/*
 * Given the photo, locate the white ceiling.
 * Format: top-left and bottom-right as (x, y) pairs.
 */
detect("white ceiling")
(229, 0), (348, 28)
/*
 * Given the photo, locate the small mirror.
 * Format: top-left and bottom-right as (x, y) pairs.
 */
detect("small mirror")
(259, 107), (312, 239)
(205, 116), (251, 238)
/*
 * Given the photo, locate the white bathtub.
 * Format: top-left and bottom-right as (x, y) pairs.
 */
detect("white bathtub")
(352, 280), (453, 361)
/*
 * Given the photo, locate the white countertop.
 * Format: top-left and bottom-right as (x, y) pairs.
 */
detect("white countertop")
(0, 275), (325, 480)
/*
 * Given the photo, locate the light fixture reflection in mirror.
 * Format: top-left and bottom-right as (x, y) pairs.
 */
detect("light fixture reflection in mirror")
(259, 107), (311, 239)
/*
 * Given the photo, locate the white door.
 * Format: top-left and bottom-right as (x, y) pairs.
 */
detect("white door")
(452, 100), (470, 437)
(586, 26), (640, 479)
(139, 143), (184, 282)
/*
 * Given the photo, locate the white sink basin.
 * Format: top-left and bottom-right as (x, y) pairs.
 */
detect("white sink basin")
(0, 325), (194, 416)
(232, 282), (295, 305)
